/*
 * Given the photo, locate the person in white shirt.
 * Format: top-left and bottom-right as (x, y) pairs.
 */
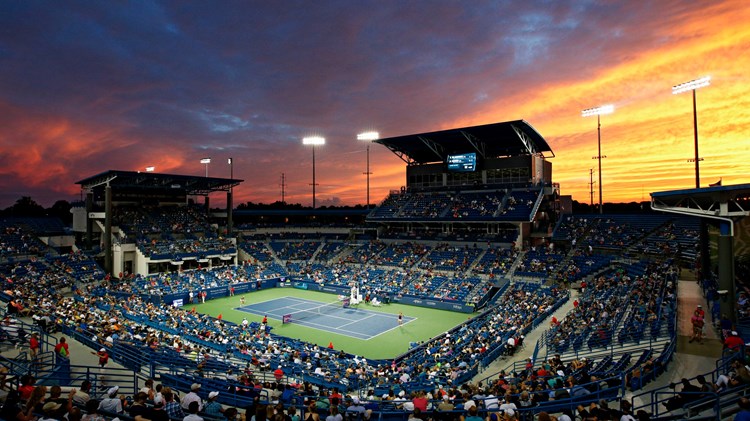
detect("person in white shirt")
(99, 386), (124, 413)
(181, 383), (203, 411)
(183, 401), (204, 421)
(498, 394), (516, 413)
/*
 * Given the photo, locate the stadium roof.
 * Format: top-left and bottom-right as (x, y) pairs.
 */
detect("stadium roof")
(76, 170), (243, 196)
(375, 120), (554, 165)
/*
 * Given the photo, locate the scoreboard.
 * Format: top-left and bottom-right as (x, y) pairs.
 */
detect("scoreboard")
(447, 153), (477, 172)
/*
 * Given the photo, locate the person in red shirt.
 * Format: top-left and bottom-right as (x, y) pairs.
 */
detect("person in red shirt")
(328, 387), (342, 403)
(274, 366), (284, 383)
(724, 331), (745, 351)
(18, 374), (35, 400)
(29, 333), (40, 360)
(92, 348), (109, 368)
(54, 337), (70, 358)
(412, 391), (428, 412)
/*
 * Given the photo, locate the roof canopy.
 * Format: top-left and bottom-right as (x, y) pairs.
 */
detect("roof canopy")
(375, 120), (553, 165)
(76, 170), (243, 196)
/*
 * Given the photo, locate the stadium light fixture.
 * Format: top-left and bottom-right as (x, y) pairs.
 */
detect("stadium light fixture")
(673, 76), (710, 188)
(357, 131), (380, 209)
(228, 157), (233, 187)
(582, 105), (614, 214)
(200, 158), (211, 177)
(145, 166), (155, 172)
(302, 136), (326, 208)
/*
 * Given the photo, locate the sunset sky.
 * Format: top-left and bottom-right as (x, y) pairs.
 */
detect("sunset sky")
(1, 1), (749, 209)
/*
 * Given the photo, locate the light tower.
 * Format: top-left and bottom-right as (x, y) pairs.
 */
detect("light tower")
(672, 76), (710, 188)
(200, 158), (211, 177)
(302, 136), (325, 208)
(357, 131), (379, 209)
(582, 104), (614, 214)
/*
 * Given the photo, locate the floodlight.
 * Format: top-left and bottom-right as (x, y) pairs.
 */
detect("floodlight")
(581, 104), (614, 117)
(358, 131), (380, 209)
(672, 76), (711, 188)
(302, 136), (325, 208)
(200, 158), (211, 164)
(145, 166), (155, 172)
(582, 104), (615, 214)
(672, 76), (711, 95)
(357, 131), (380, 141)
(302, 136), (325, 145)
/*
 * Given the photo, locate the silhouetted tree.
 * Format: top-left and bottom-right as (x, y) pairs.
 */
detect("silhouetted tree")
(4, 196), (45, 217)
(48, 200), (73, 224)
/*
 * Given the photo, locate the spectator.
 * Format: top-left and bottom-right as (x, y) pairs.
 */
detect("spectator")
(82, 400), (106, 421)
(17, 375), (35, 401)
(463, 405), (483, 421)
(181, 383), (203, 411)
(44, 386), (72, 419)
(689, 310), (704, 344)
(663, 378), (700, 411)
(128, 392), (151, 421)
(0, 390), (35, 421)
(29, 333), (40, 360)
(150, 399), (170, 421)
(92, 348), (109, 371)
(735, 397), (750, 421)
(184, 401), (204, 421)
(346, 396), (367, 419)
(54, 337), (70, 358)
(304, 404), (320, 421)
(204, 392), (224, 418)
(140, 378), (156, 401)
(724, 331), (745, 351)
(437, 395), (454, 412)
(72, 381), (92, 406)
(165, 391), (186, 420)
(326, 406), (342, 421)
(39, 401), (64, 421)
(99, 386), (124, 414)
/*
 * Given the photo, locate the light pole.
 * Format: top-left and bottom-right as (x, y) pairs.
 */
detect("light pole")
(672, 76), (710, 188)
(357, 131), (379, 209)
(302, 136), (325, 209)
(582, 104), (614, 214)
(227, 157), (234, 235)
(200, 158), (211, 177)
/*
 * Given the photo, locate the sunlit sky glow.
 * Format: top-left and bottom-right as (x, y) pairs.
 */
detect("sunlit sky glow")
(0, 1), (748, 208)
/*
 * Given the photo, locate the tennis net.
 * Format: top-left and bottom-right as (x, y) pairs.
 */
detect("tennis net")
(284, 300), (343, 324)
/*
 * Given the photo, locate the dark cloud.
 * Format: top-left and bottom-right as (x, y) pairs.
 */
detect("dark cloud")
(0, 0), (742, 207)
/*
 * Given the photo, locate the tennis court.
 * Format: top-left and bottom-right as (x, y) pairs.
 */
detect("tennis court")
(236, 296), (415, 340)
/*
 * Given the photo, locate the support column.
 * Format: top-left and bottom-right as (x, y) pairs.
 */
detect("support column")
(104, 185), (113, 275)
(718, 221), (736, 322)
(699, 221), (710, 279)
(85, 192), (93, 250)
(227, 191), (233, 235)
(205, 196), (210, 215)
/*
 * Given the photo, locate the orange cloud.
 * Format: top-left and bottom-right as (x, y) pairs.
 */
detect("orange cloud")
(447, 0), (750, 203)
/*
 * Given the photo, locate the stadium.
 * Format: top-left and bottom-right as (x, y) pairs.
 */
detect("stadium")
(1, 118), (749, 421)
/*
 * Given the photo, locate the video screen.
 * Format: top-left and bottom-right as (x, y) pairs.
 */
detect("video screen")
(447, 153), (477, 172)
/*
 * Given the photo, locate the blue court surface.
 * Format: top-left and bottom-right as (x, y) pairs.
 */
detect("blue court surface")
(236, 296), (415, 340)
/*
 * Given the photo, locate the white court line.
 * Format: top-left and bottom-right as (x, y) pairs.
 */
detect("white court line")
(239, 296), (417, 340)
(338, 313), (377, 329)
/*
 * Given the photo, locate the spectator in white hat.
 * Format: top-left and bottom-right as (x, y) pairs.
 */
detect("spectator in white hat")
(98, 386), (124, 414)
(203, 392), (223, 418)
